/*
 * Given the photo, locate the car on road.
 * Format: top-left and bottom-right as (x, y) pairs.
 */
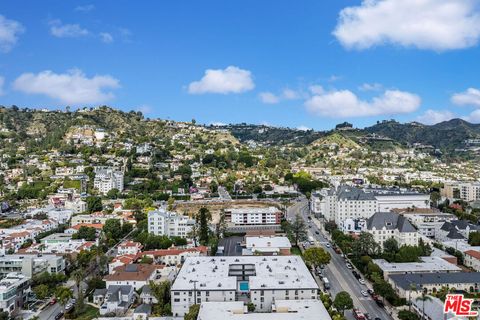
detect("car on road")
(346, 263), (352, 269)
(315, 231), (320, 235)
(325, 243), (330, 248)
(360, 290), (369, 297)
(55, 312), (64, 320)
(358, 278), (366, 285)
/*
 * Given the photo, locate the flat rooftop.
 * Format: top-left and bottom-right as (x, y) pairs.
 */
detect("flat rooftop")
(198, 300), (331, 320)
(227, 207), (279, 214)
(390, 272), (480, 290)
(373, 256), (461, 274)
(245, 236), (292, 249)
(171, 256), (318, 291)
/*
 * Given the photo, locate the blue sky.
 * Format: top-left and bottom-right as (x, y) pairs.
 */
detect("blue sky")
(1, 0), (480, 130)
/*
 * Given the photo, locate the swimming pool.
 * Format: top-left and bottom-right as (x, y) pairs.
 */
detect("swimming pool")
(239, 282), (249, 291)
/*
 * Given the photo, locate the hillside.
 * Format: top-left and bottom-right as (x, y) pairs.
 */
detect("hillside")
(363, 119), (480, 150)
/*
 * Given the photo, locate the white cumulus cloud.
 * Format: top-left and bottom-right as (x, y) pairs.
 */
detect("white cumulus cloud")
(305, 89), (420, 118)
(99, 32), (114, 43)
(13, 69), (120, 105)
(259, 92), (280, 104)
(451, 88), (480, 107)
(359, 83), (383, 91)
(416, 109), (455, 125)
(0, 14), (25, 52)
(49, 20), (89, 38)
(297, 125), (311, 131)
(188, 66), (254, 94)
(333, 0), (480, 51)
(464, 110), (480, 123)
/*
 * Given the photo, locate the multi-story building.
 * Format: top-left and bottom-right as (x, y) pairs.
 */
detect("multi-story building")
(0, 254), (65, 278)
(0, 273), (30, 316)
(117, 241), (143, 256)
(64, 199), (87, 214)
(140, 246), (208, 265)
(147, 210), (195, 238)
(464, 250), (480, 271)
(310, 185), (429, 226)
(441, 182), (480, 202)
(197, 300), (331, 320)
(366, 212), (418, 249)
(93, 167), (124, 195)
(389, 272), (480, 299)
(374, 257), (461, 280)
(243, 236), (292, 256)
(170, 256), (319, 317)
(400, 210), (457, 238)
(224, 207), (282, 225)
(71, 213), (122, 226)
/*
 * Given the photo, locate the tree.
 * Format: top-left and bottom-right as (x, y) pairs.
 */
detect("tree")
(398, 310), (419, 320)
(184, 304), (200, 320)
(352, 232), (380, 260)
(289, 214), (308, 247)
(469, 231), (480, 246)
(86, 196), (102, 213)
(33, 284), (50, 300)
(106, 188), (120, 199)
(73, 226), (96, 241)
(333, 291), (353, 315)
(430, 191), (441, 207)
(247, 302), (255, 312)
(324, 221), (337, 234)
(103, 219), (122, 241)
(382, 237), (399, 261)
(149, 281), (172, 316)
(304, 247), (331, 268)
(197, 207), (211, 245)
(71, 269), (85, 313)
(55, 286), (73, 312)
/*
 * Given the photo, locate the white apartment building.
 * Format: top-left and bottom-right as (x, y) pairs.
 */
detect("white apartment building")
(310, 185), (429, 226)
(0, 273), (30, 316)
(197, 300), (331, 320)
(148, 209), (195, 238)
(94, 167), (124, 195)
(170, 256), (319, 317)
(402, 211), (457, 238)
(464, 250), (480, 271)
(0, 254), (65, 278)
(366, 212), (418, 249)
(224, 207), (282, 225)
(442, 182), (480, 202)
(71, 213), (122, 226)
(64, 199), (87, 214)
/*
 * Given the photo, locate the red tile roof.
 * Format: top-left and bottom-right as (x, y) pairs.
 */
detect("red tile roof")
(465, 250), (480, 260)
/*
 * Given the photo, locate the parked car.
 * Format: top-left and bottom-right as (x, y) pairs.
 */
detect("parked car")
(49, 298), (57, 305)
(359, 278), (366, 285)
(54, 312), (64, 320)
(361, 290), (369, 297)
(346, 263), (352, 269)
(326, 243), (330, 248)
(367, 289), (374, 296)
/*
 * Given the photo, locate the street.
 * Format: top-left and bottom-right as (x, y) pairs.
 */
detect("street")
(288, 199), (392, 320)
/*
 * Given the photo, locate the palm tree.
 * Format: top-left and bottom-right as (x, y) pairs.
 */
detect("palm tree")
(415, 289), (432, 320)
(55, 286), (73, 313)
